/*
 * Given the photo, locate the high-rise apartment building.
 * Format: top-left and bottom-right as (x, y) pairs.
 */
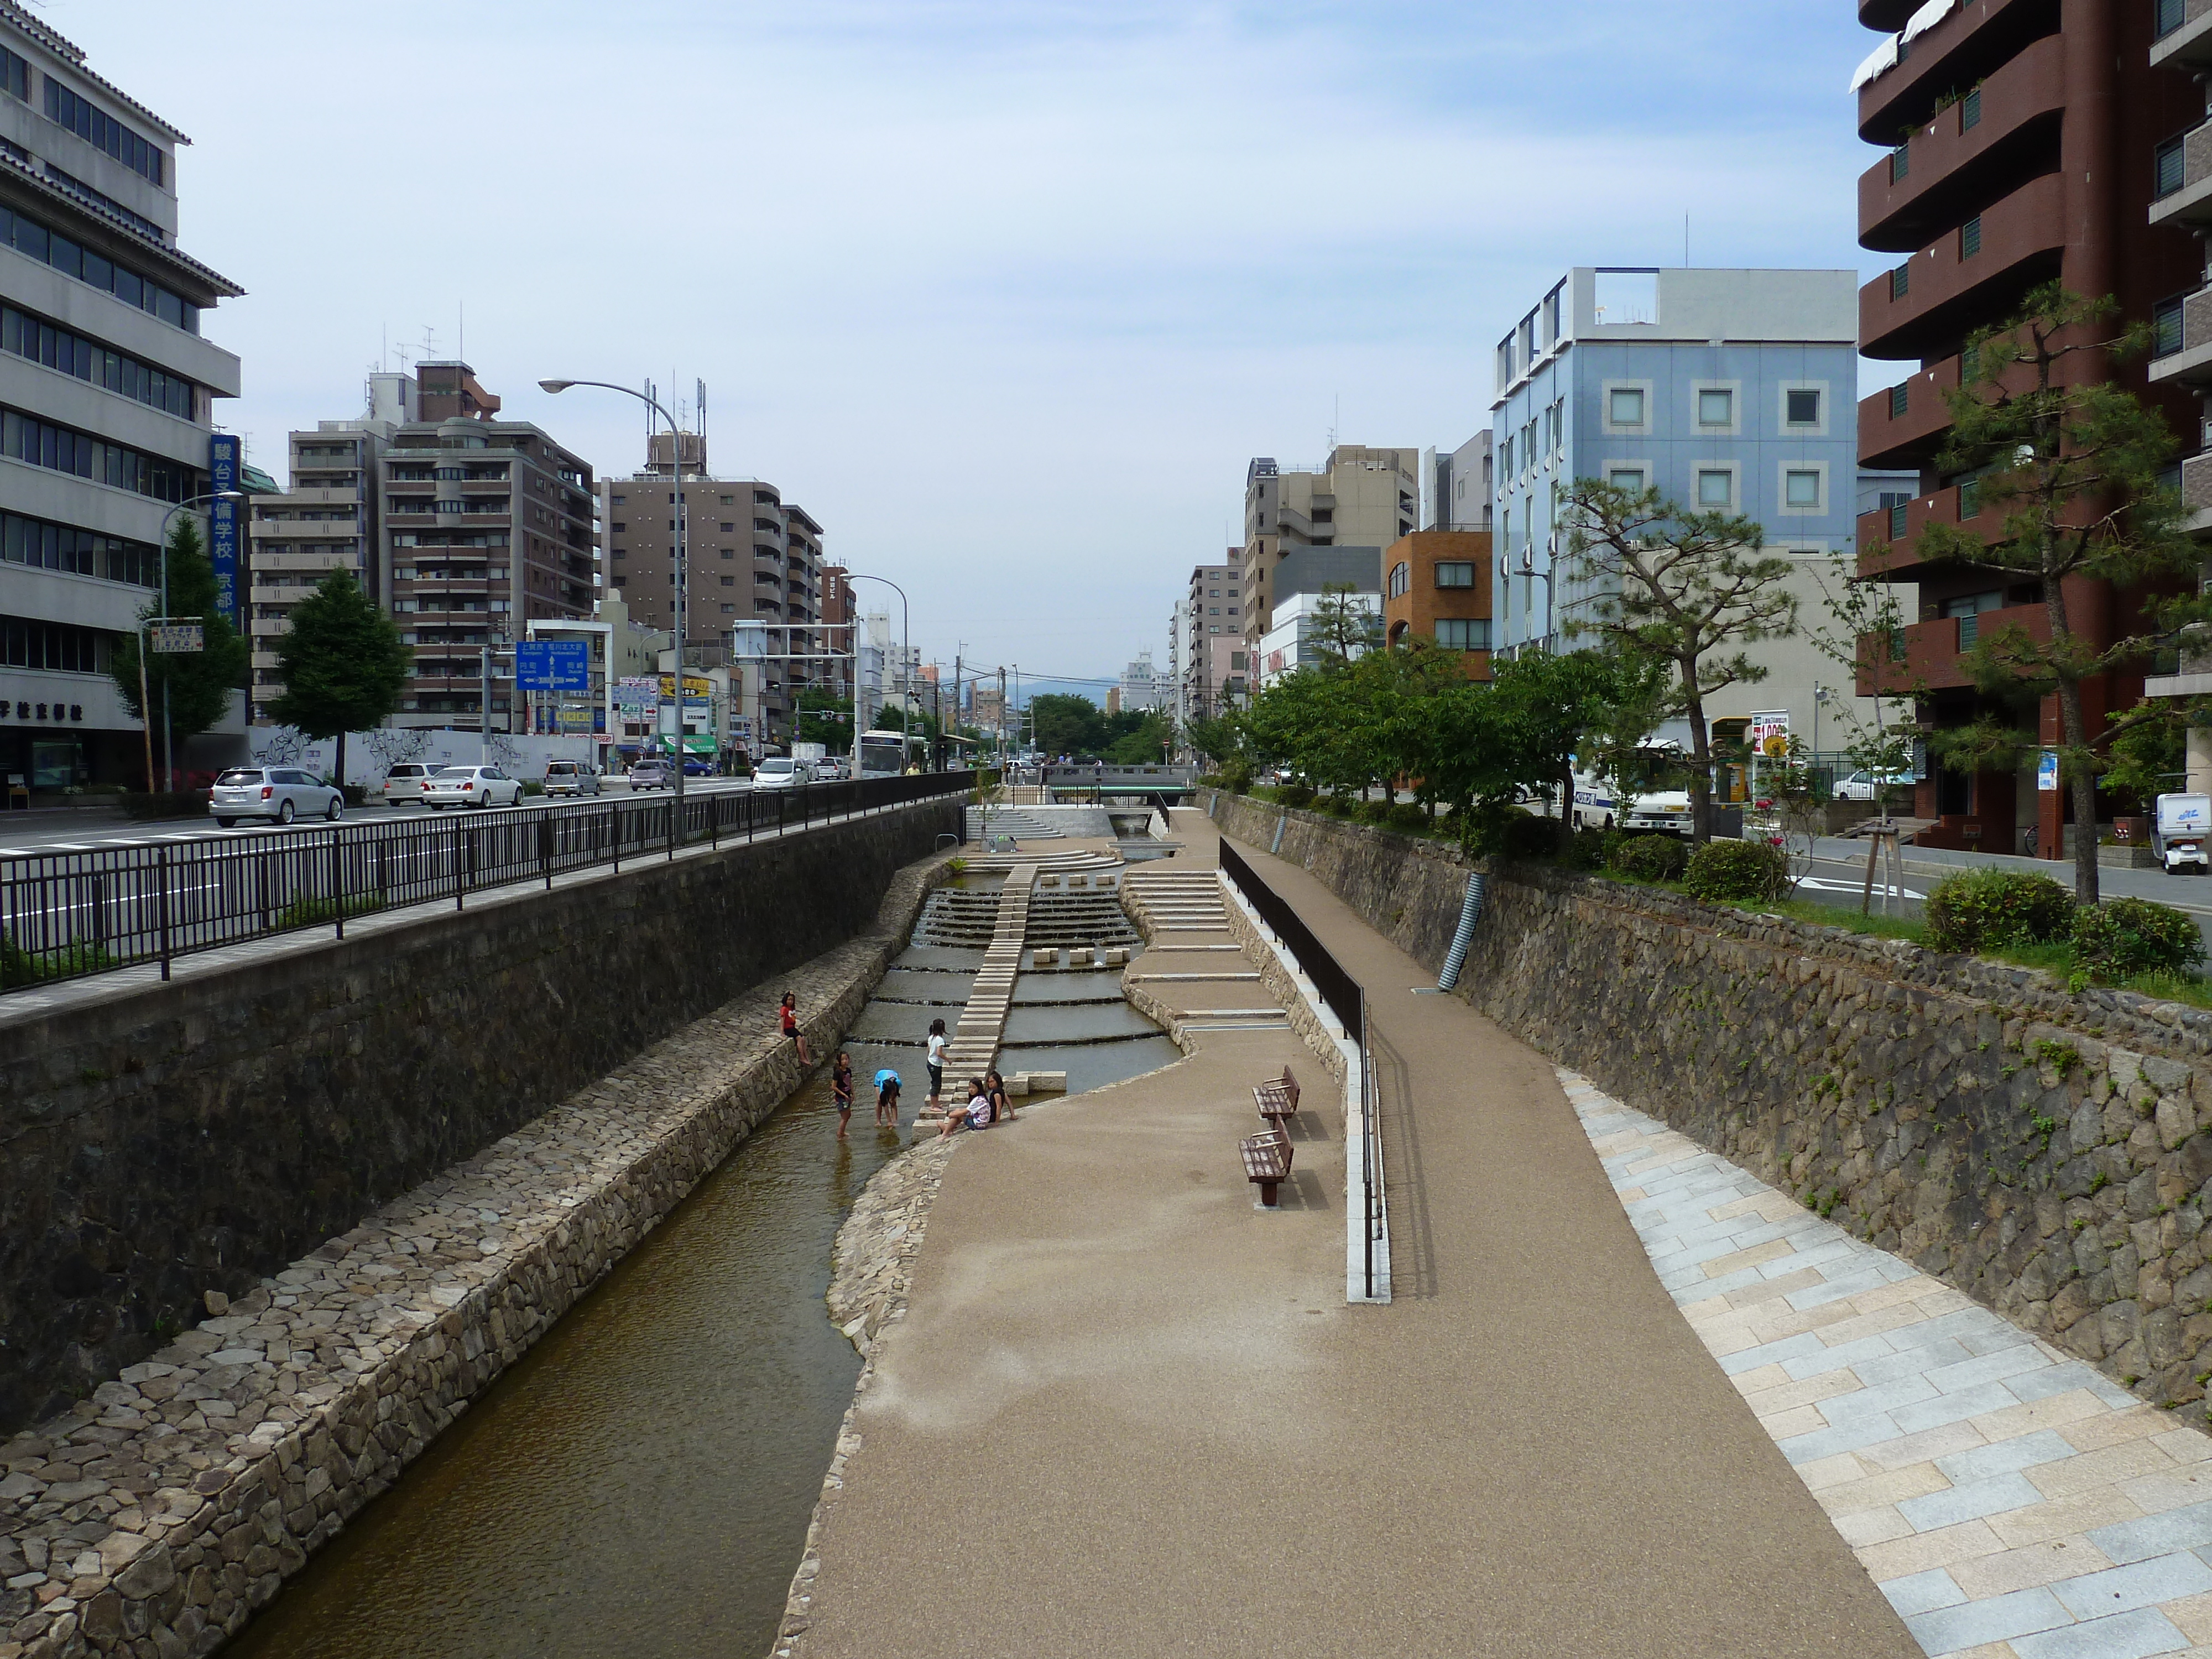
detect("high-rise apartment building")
(1239, 445), (1418, 653)
(376, 363), (596, 732)
(1422, 431), (1494, 533)
(597, 433), (830, 749)
(0, 2), (242, 789)
(1118, 649), (1163, 713)
(1181, 557), (1248, 721)
(1493, 266), (1879, 753)
(244, 372), (415, 722)
(1854, 2), (2199, 854)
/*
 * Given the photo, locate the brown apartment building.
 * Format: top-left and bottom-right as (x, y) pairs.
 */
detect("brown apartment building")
(1853, 0), (2200, 855)
(1382, 530), (1493, 681)
(1240, 446), (1418, 656)
(597, 432), (832, 747)
(377, 362), (596, 731)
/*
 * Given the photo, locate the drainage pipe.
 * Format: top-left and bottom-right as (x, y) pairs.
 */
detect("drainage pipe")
(1436, 873), (1485, 992)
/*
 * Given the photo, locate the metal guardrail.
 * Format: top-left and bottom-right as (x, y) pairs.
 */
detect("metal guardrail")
(0, 771), (975, 995)
(1218, 838), (1387, 1300)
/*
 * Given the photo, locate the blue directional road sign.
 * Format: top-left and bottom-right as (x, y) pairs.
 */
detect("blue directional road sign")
(515, 640), (590, 692)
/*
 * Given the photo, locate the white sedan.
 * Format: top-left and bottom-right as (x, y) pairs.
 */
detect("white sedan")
(1835, 769), (1915, 801)
(421, 765), (526, 809)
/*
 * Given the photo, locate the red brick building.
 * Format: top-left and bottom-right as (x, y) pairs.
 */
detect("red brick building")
(1381, 530), (1492, 681)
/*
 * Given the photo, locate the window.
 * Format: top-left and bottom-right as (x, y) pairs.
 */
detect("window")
(1787, 389), (1821, 426)
(1387, 561), (1409, 599)
(1436, 618), (1489, 652)
(0, 614), (109, 674)
(3, 509), (158, 585)
(1890, 144), (1909, 184)
(1961, 215), (1982, 259)
(1888, 500), (1910, 539)
(1435, 562), (1475, 588)
(1785, 469), (1822, 508)
(2157, 295), (2187, 358)
(1962, 86), (1981, 129)
(0, 305), (198, 418)
(1608, 468), (1645, 493)
(1698, 389), (1733, 427)
(2, 407), (203, 502)
(1608, 387), (1645, 426)
(43, 82), (164, 184)
(720, 521), (734, 532)
(0, 205), (197, 332)
(2158, 135), (2187, 200)
(1696, 469), (1733, 508)
(1888, 383), (1908, 420)
(1890, 264), (1910, 301)
(0, 46), (27, 103)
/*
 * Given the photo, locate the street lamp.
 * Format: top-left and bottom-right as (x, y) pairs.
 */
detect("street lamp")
(540, 378), (694, 820)
(842, 572), (911, 775)
(150, 489), (244, 791)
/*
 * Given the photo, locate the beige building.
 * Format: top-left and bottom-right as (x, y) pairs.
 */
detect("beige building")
(244, 373), (416, 721)
(1239, 445), (1419, 651)
(1181, 557), (1249, 719)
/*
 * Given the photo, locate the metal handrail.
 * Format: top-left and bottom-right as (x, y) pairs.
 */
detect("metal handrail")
(0, 771), (975, 994)
(1218, 838), (1385, 1298)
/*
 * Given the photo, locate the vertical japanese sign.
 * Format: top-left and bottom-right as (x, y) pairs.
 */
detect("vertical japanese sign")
(208, 434), (239, 628)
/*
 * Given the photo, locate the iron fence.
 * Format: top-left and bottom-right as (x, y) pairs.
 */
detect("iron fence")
(0, 771), (975, 994)
(1218, 838), (1386, 1298)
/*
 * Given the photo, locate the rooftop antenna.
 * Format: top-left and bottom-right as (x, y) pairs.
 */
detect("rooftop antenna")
(457, 299), (463, 364)
(419, 325), (436, 363)
(1328, 394), (1339, 454)
(697, 378), (708, 456)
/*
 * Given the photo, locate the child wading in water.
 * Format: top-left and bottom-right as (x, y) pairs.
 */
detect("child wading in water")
(832, 1052), (854, 1139)
(874, 1068), (902, 1128)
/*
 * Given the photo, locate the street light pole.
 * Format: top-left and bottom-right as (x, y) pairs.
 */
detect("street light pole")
(843, 573), (910, 773)
(154, 489), (244, 791)
(540, 378), (692, 822)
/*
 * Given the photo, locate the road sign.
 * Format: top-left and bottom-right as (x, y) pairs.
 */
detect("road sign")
(515, 639), (589, 691)
(149, 622), (204, 654)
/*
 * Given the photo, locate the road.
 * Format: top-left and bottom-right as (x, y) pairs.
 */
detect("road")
(0, 776), (757, 857)
(1788, 834), (2212, 951)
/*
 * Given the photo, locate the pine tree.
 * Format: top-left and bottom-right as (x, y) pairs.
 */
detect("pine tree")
(264, 568), (411, 790)
(108, 517), (250, 789)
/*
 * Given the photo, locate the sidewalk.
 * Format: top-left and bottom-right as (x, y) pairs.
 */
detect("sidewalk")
(791, 811), (1918, 1657)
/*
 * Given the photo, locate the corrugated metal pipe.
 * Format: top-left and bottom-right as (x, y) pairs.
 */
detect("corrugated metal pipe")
(1436, 872), (1485, 992)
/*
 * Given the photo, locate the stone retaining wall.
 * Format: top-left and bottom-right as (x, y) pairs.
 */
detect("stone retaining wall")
(1202, 792), (2212, 1419)
(0, 851), (951, 1659)
(0, 799), (961, 1432)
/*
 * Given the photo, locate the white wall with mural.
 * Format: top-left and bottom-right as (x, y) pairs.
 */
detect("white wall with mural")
(247, 727), (597, 785)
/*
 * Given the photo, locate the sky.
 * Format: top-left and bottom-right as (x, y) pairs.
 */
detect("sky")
(59, 0), (1886, 695)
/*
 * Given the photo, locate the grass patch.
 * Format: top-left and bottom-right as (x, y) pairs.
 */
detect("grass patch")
(274, 892), (387, 930)
(1, 937), (120, 987)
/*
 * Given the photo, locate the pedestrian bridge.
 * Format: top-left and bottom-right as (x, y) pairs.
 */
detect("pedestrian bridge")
(1041, 764), (1197, 802)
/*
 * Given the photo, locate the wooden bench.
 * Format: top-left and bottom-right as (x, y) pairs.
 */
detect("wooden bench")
(1253, 1065), (1301, 1130)
(1241, 1130), (1294, 1208)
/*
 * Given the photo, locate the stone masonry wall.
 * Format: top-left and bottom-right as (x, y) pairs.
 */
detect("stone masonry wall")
(0, 853), (951, 1659)
(1203, 792), (2212, 1419)
(0, 799), (961, 1433)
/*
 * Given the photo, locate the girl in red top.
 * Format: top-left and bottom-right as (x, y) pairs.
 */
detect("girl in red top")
(780, 992), (813, 1065)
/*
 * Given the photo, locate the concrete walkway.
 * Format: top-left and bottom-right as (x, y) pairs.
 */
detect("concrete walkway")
(792, 810), (1919, 1657)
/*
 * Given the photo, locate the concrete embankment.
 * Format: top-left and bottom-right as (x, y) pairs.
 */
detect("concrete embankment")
(0, 849), (952, 1659)
(1202, 790), (2212, 1420)
(0, 796), (961, 1433)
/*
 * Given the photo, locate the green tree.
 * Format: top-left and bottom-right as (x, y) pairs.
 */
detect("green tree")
(796, 689), (854, 753)
(109, 517), (251, 789)
(1561, 477), (1801, 843)
(1029, 692), (1109, 758)
(262, 569), (410, 790)
(1896, 283), (2200, 902)
(1105, 711), (1173, 765)
(1306, 583), (1383, 672)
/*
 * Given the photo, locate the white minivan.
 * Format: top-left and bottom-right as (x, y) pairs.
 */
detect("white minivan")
(750, 756), (812, 791)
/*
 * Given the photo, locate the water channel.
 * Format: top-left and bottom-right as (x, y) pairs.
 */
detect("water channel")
(226, 881), (1176, 1659)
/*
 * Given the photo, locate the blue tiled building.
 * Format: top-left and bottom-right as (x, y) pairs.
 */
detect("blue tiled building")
(1489, 267), (1892, 748)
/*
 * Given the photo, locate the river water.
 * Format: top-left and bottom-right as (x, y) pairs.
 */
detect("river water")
(225, 940), (1177, 1659)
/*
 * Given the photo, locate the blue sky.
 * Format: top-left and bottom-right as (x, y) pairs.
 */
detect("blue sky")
(66, 0), (1886, 691)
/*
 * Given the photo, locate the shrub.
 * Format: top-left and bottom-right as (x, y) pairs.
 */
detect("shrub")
(1609, 833), (1688, 881)
(1564, 825), (1613, 871)
(1683, 838), (1793, 903)
(1, 935), (117, 988)
(1275, 782), (1316, 810)
(1357, 796), (1394, 825)
(1923, 868), (2073, 953)
(273, 892), (387, 931)
(1320, 794), (1355, 817)
(1385, 801), (1431, 834)
(2071, 896), (2206, 981)
(1498, 811), (1563, 861)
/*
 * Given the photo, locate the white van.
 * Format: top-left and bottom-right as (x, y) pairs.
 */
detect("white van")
(1572, 771), (1694, 836)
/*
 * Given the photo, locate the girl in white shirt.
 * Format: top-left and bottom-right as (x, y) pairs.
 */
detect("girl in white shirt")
(926, 1018), (948, 1110)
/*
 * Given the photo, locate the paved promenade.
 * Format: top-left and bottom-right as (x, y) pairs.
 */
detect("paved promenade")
(793, 811), (1918, 1657)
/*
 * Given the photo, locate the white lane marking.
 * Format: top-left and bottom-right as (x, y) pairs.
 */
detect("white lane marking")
(1797, 876), (1926, 900)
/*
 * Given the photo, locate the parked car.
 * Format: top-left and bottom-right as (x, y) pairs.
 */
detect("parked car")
(380, 762), (434, 807)
(1835, 769), (1915, 801)
(421, 765), (525, 809)
(627, 759), (674, 791)
(210, 766), (344, 828)
(542, 760), (601, 797)
(750, 756), (811, 790)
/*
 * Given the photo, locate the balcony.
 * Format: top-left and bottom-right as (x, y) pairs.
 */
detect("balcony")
(1861, 356), (1963, 470)
(1856, 480), (1999, 580)
(1859, 34), (2063, 253)
(2151, 284), (2212, 388)
(1856, 603), (2054, 696)
(2153, 0), (2212, 71)
(1858, 0), (2056, 147)
(1859, 171), (2064, 361)
(2151, 118), (2212, 231)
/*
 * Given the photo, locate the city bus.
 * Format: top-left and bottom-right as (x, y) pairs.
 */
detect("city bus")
(858, 729), (909, 779)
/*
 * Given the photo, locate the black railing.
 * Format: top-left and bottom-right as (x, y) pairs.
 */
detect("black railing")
(1218, 837), (1386, 1298)
(0, 771), (974, 995)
